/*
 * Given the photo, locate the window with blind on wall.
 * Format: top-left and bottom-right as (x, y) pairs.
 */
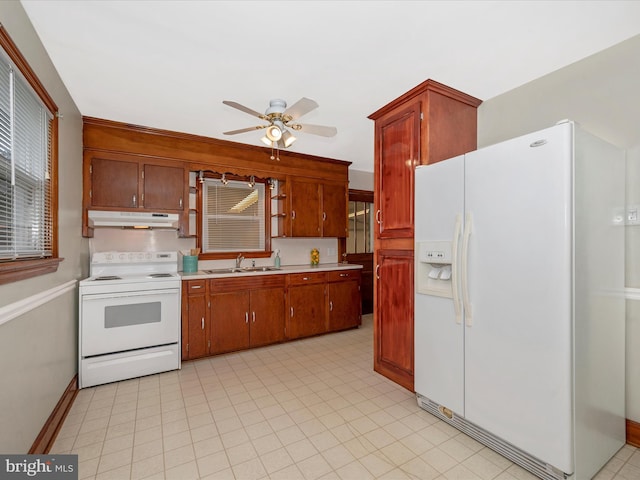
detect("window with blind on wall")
(0, 50), (54, 261)
(202, 178), (265, 253)
(0, 27), (59, 284)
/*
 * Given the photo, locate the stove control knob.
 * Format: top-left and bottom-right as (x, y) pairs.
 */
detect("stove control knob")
(145, 253), (152, 260)
(137, 253), (144, 260)
(128, 253), (134, 260)
(119, 253), (126, 260)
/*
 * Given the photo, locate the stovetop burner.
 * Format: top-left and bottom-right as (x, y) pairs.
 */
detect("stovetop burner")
(148, 273), (175, 278)
(93, 275), (122, 281)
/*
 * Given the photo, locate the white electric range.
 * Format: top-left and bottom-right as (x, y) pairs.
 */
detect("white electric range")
(78, 251), (182, 388)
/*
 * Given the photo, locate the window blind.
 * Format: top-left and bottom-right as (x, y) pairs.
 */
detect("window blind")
(202, 179), (265, 252)
(0, 52), (53, 260)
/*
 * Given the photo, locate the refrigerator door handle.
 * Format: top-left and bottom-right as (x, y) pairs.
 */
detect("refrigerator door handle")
(451, 214), (463, 324)
(462, 213), (473, 326)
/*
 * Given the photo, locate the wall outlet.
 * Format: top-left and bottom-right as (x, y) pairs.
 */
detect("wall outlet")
(629, 205), (639, 225)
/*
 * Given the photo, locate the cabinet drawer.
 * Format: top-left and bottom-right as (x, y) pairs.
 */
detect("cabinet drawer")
(327, 269), (361, 282)
(288, 272), (327, 285)
(185, 280), (207, 294)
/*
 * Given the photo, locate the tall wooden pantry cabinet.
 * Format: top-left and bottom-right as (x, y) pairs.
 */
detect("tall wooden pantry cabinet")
(368, 79), (481, 391)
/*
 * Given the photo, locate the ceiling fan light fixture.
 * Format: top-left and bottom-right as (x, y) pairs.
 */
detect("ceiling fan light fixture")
(265, 124), (282, 142)
(260, 135), (274, 147)
(282, 129), (296, 148)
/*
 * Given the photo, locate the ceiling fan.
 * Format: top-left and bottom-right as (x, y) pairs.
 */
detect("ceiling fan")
(222, 98), (337, 149)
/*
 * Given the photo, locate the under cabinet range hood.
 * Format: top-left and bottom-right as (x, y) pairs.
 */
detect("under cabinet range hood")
(88, 210), (180, 229)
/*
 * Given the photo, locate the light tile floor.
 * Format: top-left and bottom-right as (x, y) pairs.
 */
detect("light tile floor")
(52, 314), (639, 480)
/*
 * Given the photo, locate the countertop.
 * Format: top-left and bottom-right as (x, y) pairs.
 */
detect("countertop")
(179, 262), (363, 280)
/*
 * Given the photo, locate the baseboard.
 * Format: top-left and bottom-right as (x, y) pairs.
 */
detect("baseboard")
(627, 419), (640, 448)
(29, 375), (78, 454)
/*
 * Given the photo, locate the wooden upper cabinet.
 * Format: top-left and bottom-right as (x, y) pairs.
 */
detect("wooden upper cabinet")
(86, 151), (186, 212)
(143, 164), (185, 211)
(90, 156), (140, 208)
(374, 102), (421, 240)
(321, 182), (348, 237)
(276, 178), (348, 238)
(368, 79), (482, 242)
(290, 179), (321, 237)
(82, 117), (351, 239)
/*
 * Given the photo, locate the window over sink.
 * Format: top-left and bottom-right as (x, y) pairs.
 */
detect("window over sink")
(200, 176), (268, 255)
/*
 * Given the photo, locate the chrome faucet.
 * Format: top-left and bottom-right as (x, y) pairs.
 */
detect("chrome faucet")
(235, 253), (245, 268)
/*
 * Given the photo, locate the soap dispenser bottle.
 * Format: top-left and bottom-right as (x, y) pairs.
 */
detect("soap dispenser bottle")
(274, 249), (281, 268)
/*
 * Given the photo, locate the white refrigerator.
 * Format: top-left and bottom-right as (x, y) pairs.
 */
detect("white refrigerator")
(414, 121), (625, 480)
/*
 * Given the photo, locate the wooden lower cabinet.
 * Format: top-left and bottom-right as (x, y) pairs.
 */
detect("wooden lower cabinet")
(248, 287), (286, 347)
(327, 270), (362, 332)
(287, 272), (327, 339)
(210, 291), (250, 354)
(182, 268), (362, 360)
(209, 276), (286, 355)
(374, 250), (414, 391)
(182, 279), (209, 360)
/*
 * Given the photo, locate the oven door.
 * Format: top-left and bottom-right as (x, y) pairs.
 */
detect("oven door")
(80, 287), (180, 357)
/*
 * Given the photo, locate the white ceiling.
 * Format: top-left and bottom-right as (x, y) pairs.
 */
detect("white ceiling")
(20, 0), (640, 172)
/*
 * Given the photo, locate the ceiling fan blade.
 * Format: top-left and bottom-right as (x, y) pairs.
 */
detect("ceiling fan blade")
(223, 100), (266, 120)
(294, 123), (337, 137)
(283, 97), (319, 120)
(223, 125), (266, 135)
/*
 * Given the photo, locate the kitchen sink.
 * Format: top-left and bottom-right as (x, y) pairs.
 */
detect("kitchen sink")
(239, 266), (281, 272)
(204, 268), (242, 274)
(204, 266), (281, 275)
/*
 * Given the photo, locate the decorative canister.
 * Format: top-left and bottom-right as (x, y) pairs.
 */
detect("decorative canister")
(183, 255), (198, 273)
(310, 248), (320, 266)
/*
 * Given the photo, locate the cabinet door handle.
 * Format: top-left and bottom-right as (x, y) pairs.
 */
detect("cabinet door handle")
(376, 264), (380, 280)
(329, 301), (333, 312)
(252, 311), (256, 323)
(322, 212), (327, 221)
(291, 210), (296, 220)
(132, 194), (137, 207)
(179, 197), (183, 208)
(201, 317), (204, 330)
(375, 209), (381, 224)
(302, 277), (310, 281)
(290, 306), (294, 317)
(339, 273), (349, 277)
(245, 312), (248, 324)
(191, 285), (201, 289)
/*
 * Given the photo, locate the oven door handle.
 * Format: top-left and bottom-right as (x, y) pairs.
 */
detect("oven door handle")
(81, 288), (179, 300)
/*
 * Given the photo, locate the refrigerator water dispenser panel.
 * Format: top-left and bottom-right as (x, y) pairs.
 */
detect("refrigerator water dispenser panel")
(416, 241), (454, 298)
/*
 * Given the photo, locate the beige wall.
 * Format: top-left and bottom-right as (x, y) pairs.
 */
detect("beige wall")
(0, 2), (86, 452)
(348, 168), (374, 191)
(477, 35), (640, 423)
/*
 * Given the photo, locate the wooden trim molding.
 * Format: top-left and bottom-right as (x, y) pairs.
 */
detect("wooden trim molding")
(83, 116), (351, 182)
(368, 78), (482, 120)
(627, 419), (640, 448)
(29, 375), (78, 454)
(0, 26), (58, 113)
(0, 257), (63, 286)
